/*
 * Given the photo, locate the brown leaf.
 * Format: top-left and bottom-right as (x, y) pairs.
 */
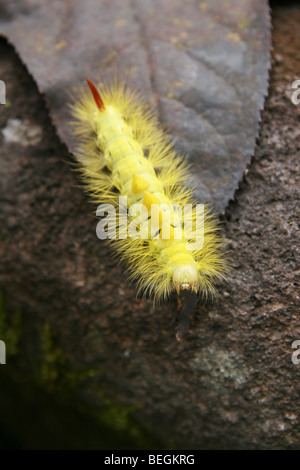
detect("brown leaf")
(0, 0), (271, 213)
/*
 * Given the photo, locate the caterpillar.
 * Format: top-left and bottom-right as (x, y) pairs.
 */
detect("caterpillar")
(70, 79), (227, 340)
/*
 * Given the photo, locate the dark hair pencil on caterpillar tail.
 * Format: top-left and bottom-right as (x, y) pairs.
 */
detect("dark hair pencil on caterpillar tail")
(70, 79), (228, 340)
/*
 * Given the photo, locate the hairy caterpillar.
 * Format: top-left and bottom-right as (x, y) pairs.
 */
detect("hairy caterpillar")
(70, 79), (227, 340)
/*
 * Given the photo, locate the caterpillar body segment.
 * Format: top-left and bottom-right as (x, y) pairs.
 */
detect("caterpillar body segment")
(70, 79), (226, 306)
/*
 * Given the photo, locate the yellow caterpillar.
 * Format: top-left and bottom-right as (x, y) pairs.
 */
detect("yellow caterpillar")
(70, 79), (227, 339)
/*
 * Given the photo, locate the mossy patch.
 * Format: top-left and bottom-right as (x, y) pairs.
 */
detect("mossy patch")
(37, 322), (156, 447)
(0, 293), (159, 448)
(38, 322), (97, 392)
(96, 389), (144, 442)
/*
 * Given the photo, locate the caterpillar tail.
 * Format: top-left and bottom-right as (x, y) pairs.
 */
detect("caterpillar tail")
(176, 291), (199, 342)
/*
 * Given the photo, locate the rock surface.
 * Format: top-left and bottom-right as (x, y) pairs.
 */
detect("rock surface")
(0, 4), (299, 449)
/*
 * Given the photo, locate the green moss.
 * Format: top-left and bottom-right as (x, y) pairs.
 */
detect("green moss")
(97, 389), (143, 439)
(38, 322), (96, 392)
(0, 290), (22, 358)
(0, 294), (159, 448)
(37, 322), (156, 447)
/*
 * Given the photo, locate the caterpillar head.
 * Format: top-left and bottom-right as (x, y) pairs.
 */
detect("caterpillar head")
(172, 265), (199, 294)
